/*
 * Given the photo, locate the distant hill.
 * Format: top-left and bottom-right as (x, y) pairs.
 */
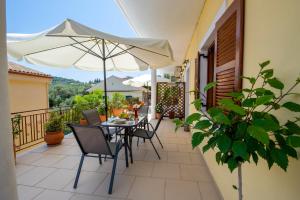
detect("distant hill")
(49, 77), (91, 107)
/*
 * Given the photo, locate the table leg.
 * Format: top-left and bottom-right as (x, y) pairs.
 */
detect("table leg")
(125, 128), (133, 164)
(124, 141), (129, 167)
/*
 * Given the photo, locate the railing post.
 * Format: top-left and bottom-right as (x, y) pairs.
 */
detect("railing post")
(0, 0), (19, 199)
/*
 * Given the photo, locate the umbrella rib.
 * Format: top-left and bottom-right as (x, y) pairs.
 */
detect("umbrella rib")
(106, 46), (135, 59)
(71, 44), (103, 60)
(72, 40), (101, 66)
(103, 41), (117, 69)
(69, 37), (103, 59)
(106, 42), (119, 58)
(110, 41), (149, 66)
(23, 39), (95, 56)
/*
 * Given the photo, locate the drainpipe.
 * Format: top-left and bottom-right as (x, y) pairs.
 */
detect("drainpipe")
(150, 68), (157, 119)
(0, 0), (19, 199)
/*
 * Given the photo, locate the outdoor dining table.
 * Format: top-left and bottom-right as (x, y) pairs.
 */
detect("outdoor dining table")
(101, 115), (147, 167)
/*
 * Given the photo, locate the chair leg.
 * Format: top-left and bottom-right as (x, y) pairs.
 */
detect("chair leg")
(99, 155), (102, 165)
(155, 133), (164, 149)
(74, 154), (85, 188)
(149, 139), (161, 160)
(124, 143), (129, 167)
(137, 137), (139, 147)
(108, 155), (118, 194)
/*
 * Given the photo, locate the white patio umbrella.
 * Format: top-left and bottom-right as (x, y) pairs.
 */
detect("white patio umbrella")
(7, 19), (174, 119)
(122, 74), (170, 87)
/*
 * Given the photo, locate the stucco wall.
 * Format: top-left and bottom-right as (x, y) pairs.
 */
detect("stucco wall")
(185, 0), (300, 199)
(8, 73), (51, 113)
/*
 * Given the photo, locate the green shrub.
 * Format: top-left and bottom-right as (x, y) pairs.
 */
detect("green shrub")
(45, 112), (63, 132)
(111, 93), (125, 109)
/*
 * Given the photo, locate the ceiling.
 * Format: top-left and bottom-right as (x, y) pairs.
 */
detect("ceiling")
(115, 0), (205, 66)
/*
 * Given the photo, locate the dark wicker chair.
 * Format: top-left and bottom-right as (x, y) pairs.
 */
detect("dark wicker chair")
(131, 110), (165, 159)
(68, 124), (128, 194)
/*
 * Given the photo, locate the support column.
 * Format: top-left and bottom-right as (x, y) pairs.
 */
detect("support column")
(0, 0), (18, 199)
(150, 68), (157, 119)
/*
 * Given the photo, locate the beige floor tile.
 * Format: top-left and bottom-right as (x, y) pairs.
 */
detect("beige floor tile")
(168, 152), (192, 164)
(32, 154), (65, 167)
(62, 138), (77, 146)
(128, 177), (164, 200)
(16, 164), (34, 176)
(94, 174), (135, 198)
(163, 143), (179, 152)
(130, 148), (147, 161)
(97, 159), (127, 174)
(190, 154), (205, 165)
(180, 164), (213, 182)
(33, 189), (73, 200)
(52, 155), (80, 169)
(64, 171), (107, 194)
(124, 161), (154, 177)
(198, 181), (221, 200)
(82, 156), (102, 172)
(70, 194), (107, 200)
(42, 145), (73, 155)
(143, 150), (167, 162)
(152, 163), (180, 179)
(17, 185), (44, 200)
(35, 169), (75, 190)
(165, 180), (202, 200)
(17, 166), (56, 186)
(178, 144), (200, 153)
(63, 146), (82, 156)
(17, 153), (43, 165)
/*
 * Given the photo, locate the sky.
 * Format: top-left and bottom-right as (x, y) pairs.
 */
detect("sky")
(6, 0), (149, 82)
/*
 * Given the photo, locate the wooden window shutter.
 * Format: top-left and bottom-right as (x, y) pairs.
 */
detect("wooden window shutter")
(194, 51), (201, 99)
(213, 0), (244, 106)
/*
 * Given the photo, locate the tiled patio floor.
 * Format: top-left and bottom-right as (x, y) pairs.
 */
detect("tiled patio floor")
(15, 119), (222, 200)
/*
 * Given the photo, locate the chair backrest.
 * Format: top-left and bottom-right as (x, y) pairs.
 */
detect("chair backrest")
(82, 109), (100, 125)
(139, 105), (149, 116)
(68, 124), (112, 155)
(154, 109), (166, 132)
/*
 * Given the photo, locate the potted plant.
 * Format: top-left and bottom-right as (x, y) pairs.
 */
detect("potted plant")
(44, 112), (64, 145)
(174, 61), (300, 200)
(98, 102), (106, 122)
(111, 92), (125, 117)
(155, 102), (163, 119)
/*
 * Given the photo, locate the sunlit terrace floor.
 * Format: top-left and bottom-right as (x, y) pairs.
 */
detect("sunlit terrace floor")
(15, 119), (222, 200)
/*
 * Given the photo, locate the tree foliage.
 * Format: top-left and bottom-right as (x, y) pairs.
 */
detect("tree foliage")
(174, 61), (300, 172)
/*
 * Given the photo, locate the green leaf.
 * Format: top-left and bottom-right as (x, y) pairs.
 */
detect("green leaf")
(247, 125), (270, 145)
(267, 78), (284, 90)
(255, 95), (274, 106)
(216, 152), (222, 164)
(285, 121), (300, 134)
(252, 152), (259, 165)
(235, 122), (248, 139)
(208, 107), (231, 125)
(186, 113), (201, 124)
(282, 145), (298, 159)
(173, 118), (183, 131)
(204, 82), (216, 92)
(228, 92), (244, 100)
(192, 132), (205, 148)
(261, 69), (274, 78)
(194, 120), (211, 130)
(232, 141), (248, 160)
(259, 60), (270, 68)
(287, 136), (300, 147)
(282, 102), (300, 112)
(227, 157), (238, 172)
(271, 148), (288, 171)
(266, 150), (274, 169)
(242, 98), (256, 107)
(253, 118), (280, 131)
(219, 99), (246, 116)
(217, 135), (232, 153)
(192, 99), (202, 111)
(241, 76), (256, 84)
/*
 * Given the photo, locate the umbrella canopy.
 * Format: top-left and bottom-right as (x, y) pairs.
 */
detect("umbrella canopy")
(123, 74), (170, 87)
(7, 19), (174, 119)
(7, 19), (173, 71)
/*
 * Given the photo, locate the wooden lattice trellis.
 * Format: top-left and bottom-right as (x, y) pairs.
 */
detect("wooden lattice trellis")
(156, 82), (185, 119)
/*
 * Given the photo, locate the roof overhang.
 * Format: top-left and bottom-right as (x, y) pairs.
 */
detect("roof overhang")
(115, 0), (205, 65)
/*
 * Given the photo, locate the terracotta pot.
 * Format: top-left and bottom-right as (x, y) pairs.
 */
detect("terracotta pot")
(99, 115), (106, 122)
(155, 113), (161, 119)
(112, 108), (123, 117)
(44, 131), (64, 145)
(127, 105), (133, 111)
(140, 102), (145, 106)
(169, 111), (175, 119)
(80, 119), (88, 125)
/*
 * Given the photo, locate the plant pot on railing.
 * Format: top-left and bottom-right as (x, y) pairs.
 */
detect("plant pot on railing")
(44, 112), (64, 145)
(112, 108), (123, 117)
(99, 115), (106, 122)
(155, 112), (162, 119)
(79, 119), (88, 125)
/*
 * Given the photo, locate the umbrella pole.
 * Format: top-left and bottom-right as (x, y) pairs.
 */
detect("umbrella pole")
(102, 40), (108, 121)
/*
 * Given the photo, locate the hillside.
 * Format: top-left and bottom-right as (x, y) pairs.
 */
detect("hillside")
(49, 77), (91, 107)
